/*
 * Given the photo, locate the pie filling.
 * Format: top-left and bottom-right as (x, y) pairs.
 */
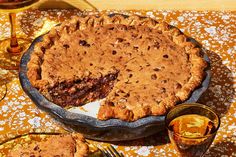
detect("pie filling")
(27, 15), (207, 121)
(48, 73), (118, 108)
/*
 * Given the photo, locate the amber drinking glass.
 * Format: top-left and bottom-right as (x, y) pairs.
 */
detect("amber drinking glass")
(0, 0), (39, 70)
(165, 103), (220, 157)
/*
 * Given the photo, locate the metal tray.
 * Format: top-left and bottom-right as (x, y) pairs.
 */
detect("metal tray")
(19, 34), (211, 142)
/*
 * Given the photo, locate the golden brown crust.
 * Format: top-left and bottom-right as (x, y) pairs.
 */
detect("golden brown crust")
(72, 133), (89, 157)
(27, 14), (207, 121)
(7, 133), (89, 157)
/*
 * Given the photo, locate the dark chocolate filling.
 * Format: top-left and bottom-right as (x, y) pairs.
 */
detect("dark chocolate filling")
(48, 73), (118, 107)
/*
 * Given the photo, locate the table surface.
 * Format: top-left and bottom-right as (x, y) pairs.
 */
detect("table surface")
(0, 9), (235, 156)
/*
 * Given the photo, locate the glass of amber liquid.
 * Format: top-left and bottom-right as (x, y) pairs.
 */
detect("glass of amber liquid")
(165, 103), (220, 157)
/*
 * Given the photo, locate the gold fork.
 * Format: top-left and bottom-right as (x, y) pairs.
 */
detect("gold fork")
(87, 141), (124, 157)
(100, 145), (124, 157)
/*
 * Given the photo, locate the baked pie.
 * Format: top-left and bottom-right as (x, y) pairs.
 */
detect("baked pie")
(27, 14), (207, 121)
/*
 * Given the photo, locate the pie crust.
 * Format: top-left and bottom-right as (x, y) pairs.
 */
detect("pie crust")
(27, 14), (207, 121)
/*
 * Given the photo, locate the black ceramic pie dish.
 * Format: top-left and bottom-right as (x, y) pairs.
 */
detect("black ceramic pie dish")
(19, 34), (211, 142)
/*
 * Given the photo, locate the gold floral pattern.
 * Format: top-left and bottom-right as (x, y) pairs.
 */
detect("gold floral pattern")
(0, 9), (235, 156)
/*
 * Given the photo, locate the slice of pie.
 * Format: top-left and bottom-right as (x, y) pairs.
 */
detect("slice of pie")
(27, 14), (207, 121)
(7, 133), (89, 157)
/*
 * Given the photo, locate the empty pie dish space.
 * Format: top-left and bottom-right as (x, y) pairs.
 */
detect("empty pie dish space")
(19, 14), (211, 141)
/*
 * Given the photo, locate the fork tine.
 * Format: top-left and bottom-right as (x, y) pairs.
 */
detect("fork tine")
(103, 148), (113, 157)
(86, 141), (124, 157)
(112, 145), (124, 157)
(107, 146), (117, 157)
(108, 145), (122, 157)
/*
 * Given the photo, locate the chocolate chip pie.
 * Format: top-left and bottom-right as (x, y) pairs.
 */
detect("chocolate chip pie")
(27, 14), (207, 121)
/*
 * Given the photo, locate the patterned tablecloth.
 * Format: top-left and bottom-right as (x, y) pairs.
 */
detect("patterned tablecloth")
(0, 9), (235, 156)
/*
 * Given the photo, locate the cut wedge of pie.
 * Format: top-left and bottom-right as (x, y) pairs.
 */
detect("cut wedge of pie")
(7, 133), (89, 157)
